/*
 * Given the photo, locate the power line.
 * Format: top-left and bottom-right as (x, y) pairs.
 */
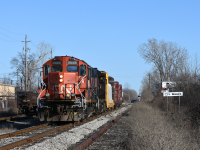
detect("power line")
(27, 36), (38, 48)
(0, 26), (24, 35)
(113, 75), (143, 78)
(30, 41), (38, 48)
(0, 37), (19, 42)
(0, 31), (21, 42)
(111, 74), (143, 77)
(0, 62), (9, 68)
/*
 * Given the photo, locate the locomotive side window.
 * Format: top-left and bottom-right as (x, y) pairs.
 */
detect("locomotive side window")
(93, 68), (97, 77)
(80, 65), (86, 76)
(67, 66), (78, 72)
(52, 66), (62, 72)
(44, 65), (50, 76)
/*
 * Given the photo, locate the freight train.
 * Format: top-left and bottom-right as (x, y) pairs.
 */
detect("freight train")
(37, 56), (122, 121)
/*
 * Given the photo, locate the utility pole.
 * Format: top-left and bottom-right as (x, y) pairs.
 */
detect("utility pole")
(22, 35), (30, 91)
(149, 73), (150, 89)
(21, 77), (23, 90)
(17, 69), (19, 87)
(51, 48), (53, 58)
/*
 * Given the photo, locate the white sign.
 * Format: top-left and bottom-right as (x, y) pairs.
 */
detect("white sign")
(163, 92), (183, 97)
(161, 81), (176, 93)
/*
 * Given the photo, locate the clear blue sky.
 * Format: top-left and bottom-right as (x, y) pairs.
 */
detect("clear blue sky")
(0, 0), (200, 94)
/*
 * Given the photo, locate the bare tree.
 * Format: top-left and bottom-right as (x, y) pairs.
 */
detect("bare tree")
(10, 41), (54, 91)
(0, 76), (12, 85)
(123, 82), (138, 102)
(138, 38), (188, 82)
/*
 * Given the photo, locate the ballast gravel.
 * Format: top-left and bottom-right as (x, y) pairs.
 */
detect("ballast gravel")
(13, 105), (131, 150)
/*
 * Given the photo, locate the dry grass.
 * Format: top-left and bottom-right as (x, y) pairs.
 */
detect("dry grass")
(126, 102), (200, 150)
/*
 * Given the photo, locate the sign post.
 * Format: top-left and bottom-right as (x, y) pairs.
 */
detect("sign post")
(167, 96), (168, 112)
(163, 92), (183, 113)
(179, 96), (181, 114)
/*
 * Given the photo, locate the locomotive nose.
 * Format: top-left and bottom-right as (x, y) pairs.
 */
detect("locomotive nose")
(47, 72), (77, 99)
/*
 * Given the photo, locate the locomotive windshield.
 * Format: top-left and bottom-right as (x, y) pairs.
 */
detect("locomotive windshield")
(67, 66), (78, 72)
(52, 66), (62, 72)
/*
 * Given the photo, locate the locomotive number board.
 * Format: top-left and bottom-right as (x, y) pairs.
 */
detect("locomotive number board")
(52, 61), (62, 65)
(67, 61), (78, 65)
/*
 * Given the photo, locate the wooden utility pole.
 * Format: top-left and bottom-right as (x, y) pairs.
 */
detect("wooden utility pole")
(149, 73), (150, 89)
(51, 48), (53, 58)
(22, 35), (30, 91)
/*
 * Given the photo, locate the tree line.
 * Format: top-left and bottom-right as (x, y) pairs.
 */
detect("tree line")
(138, 38), (200, 125)
(1, 41), (54, 93)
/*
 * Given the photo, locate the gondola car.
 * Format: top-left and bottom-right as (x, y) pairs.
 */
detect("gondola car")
(17, 91), (38, 115)
(37, 56), (122, 121)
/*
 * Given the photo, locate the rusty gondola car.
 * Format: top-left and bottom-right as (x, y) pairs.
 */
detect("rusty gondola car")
(37, 56), (123, 121)
(17, 91), (38, 115)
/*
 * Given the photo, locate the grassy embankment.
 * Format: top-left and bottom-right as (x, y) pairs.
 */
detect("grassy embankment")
(126, 101), (200, 149)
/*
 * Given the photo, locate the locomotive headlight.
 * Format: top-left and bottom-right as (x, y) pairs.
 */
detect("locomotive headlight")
(59, 79), (63, 82)
(60, 75), (63, 78)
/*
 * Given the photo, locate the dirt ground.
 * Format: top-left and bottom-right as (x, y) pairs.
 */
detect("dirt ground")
(127, 101), (200, 150)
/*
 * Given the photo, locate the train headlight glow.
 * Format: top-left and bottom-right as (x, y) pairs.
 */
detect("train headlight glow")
(60, 75), (63, 78)
(59, 79), (63, 82)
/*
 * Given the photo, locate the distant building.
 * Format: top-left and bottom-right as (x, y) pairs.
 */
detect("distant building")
(0, 81), (15, 100)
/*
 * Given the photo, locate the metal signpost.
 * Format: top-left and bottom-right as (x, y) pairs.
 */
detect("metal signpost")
(163, 92), (183, 113)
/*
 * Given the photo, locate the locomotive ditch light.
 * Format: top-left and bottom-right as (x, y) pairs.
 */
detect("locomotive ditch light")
(59, 79), (63, 82)
(71, 93), (75, 99)
(60, 75), (63, 78)
(66, 94), (70, 97)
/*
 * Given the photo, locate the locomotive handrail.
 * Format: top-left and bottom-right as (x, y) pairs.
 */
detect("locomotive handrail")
(37, 81), (46, 108)
(92, 88), (99, 109)
(76, 75), (87, 110)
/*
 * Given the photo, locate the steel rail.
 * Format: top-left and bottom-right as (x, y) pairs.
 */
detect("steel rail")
(73, 107), (131, 150)
(0, 114), (27, 121)
(0, 107), (122, 150)
(0, 123), (48, 139)
(0, 123), (74, 150)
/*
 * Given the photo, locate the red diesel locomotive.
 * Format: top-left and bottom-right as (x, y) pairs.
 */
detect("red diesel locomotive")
(37, 56), (122, 121)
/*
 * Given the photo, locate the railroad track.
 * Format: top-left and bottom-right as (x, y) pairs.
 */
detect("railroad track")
(0, 115), (27, 122)
(0, 115), (37, 123)
(72, 108), (131, 150)
(0, 123), (48, 139)
(0, 123), (51, 149)
(0, 106), (130, 150)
